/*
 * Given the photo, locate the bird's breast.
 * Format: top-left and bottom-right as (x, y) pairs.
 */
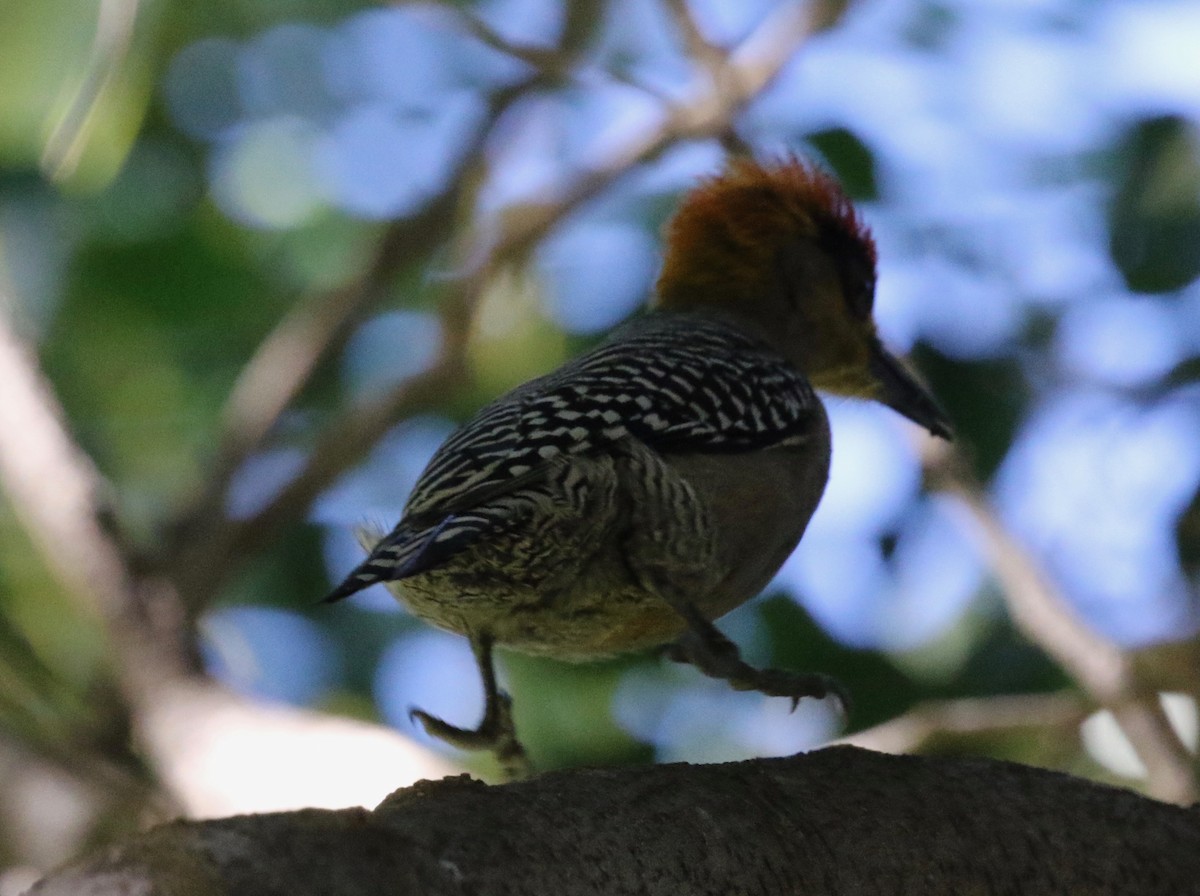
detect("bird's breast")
(661, 414), (832, 619)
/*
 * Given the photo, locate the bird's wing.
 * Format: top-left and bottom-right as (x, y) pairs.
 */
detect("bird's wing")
(405, 317), (819, 514)
(325, 317), (820, 598)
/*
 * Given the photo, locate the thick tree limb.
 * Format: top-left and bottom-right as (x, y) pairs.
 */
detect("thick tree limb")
(30, 747), (1200, 896)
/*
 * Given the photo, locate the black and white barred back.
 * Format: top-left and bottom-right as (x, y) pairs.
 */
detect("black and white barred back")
(325, 311), (820, 601)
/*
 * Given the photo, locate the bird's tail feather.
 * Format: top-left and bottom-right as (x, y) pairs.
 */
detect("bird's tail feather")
(321, 521), (420, 603)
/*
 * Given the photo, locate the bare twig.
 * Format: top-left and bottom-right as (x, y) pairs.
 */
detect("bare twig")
(166, 205), (455, 597)
(837, 692), (1089, 756)
(172, 1), (627, 614)
(204, 360), (461, 570)
(450, 0), (607, 79)
(164, 78), (545, 610)
(926, 441), (1198, 804)
(662, 0), (729, 76)
(207, 207), (456, 494)
(173, 77), (534, 540)
(454, 9), (570, 74)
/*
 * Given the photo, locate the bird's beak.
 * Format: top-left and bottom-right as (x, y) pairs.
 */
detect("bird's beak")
(868, 340), (953, 440)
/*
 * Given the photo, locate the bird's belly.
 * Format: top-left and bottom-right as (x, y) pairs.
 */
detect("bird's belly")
(394, 565), (686, 661)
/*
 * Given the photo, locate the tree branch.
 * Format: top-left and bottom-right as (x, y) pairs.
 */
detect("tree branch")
(190, 0), (617, 531)
(837, 691), (1089, 755)
(31, 747), (1200, 896)
(40, 0), (141, 182)
(0, 303), (455, 824)
(0, 307), (169, 687)
(926, 440), (1199, 804)
(662, 0), (729, 76)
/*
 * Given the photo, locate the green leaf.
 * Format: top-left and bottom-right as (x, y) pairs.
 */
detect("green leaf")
(910, 347), (1028, 481)
(806, 127), (878, 200)
(1109, 115), (1200, 294)
(1175, 480), (1200, 580)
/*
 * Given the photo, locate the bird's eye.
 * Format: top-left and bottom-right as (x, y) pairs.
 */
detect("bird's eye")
(859, 276), (875, 316)
(844, 269), (874, 320)
(817, 227), (875, 320)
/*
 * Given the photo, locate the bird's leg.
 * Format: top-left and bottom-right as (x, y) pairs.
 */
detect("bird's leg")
(613, 440), (851, 717)
(661, 603), (851, 719)
(409, 633), (532, 779)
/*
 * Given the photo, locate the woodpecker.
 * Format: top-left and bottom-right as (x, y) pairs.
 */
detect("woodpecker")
(326, 157), (951, 774)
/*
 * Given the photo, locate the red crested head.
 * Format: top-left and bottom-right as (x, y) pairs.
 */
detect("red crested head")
(655, 156), (876, 318)
(651, 156), (950, 439)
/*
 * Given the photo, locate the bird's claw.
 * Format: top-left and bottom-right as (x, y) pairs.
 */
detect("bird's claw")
(727, 668), (852, 721)
(408, 691), (531, 779)
(407, 690), (513, 748)
(663, 604), (852, 722)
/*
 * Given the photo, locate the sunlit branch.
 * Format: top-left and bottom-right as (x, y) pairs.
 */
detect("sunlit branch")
(40, 0), (140, 181)
(0, 303), (455, 821)
(0, 302), (181, 810)
(0, 307), (153, 673)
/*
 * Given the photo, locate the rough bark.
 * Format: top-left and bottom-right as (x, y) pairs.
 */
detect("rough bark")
(30, 746), (1200, 896)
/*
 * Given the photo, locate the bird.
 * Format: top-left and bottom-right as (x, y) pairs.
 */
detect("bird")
(325, 156), (951, 775)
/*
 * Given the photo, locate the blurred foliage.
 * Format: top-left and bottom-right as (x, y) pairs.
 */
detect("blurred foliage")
(1109, 115), (1200, 294)
(808, 127), (878, 200)
(917, 350), (1029, 480)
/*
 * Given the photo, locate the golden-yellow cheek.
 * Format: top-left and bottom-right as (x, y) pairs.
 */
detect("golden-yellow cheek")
(810, 364), (878, 397)
(801, 296), (871, 376)
(805, 308), (877, 395)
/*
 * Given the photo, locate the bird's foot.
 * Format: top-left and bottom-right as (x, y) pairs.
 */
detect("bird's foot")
(662, 604), (851, 720)
(410, 633), (533, 780)
(410, 694), (531, 780)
